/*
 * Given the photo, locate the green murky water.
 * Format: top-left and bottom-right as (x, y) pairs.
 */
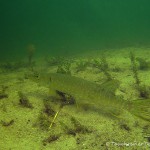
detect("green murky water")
(0, 0), (150, 60)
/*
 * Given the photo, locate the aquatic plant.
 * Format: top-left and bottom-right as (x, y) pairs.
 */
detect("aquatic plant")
(136, 57), (150, 70)
(0, 62), (14, 71)
(60, 121), (76, 136)
(49, 90), (75, 129)
(18, 91), (33, 108)
(118, 120), (131, 131)
(129, 52), (149, 98)
(24, 70), (39, 80)
(100, 55), (112, 80)
(137, 85), (150, 99)
(75, 60), (91, 73)
(56, 90), (75, 106)
(70, 117), (91, 134)
(42, 135), (60, 146)
(60, 116), (92, 136)
(26, 44), (36, 71)
(111, 66), (122, 72)
(0, 61), (29, 72)
(143, 124), (150, 142)
(0, 85), (8, 99)
(92, 56), (112, 80)
(130, 52), (140, 85)
(56, 60), (71, 75)
(38, 98), (60, 130)
(27, 44), (36, 66)
(43, 100), (55, 116)
(38, 112), (52, 130)
(1, 120), (14, 127)
(45, 56), (65, 66)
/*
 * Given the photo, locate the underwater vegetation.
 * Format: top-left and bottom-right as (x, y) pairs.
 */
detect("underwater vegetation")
(35, 90), (75, 131)
(56, 59), (72, 75)
(45, 56), (73, 74)
(43, 99), (56, 117)
(18, 91), (33, 108)
(111, 66), (122, 72)
(136, 57), (150, 70)
(60, 116), (92, 137)
(0, 61), (29, 72)
(91, 55), (112, 80)
(27, 44), (36, 68)
(0, 85), (8, 99)
(118, 121), (131, 132)
(32, 98), (56, 130)
(41, 111), (93, 146)
(130, 52), (140, 86)
(37, 111), (53, 130)
(0, 44), (36, 72)
(1, 119), (14, 127)
(129, 52), (150, 99)
(49, 90), (76, 129)
(75, 59), (91, 73)
(55, 90), (75, 106)
(42, 134), (60, 146)
(45, 56), (66, 67)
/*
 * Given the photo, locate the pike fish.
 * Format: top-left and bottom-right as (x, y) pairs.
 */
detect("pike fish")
(31, 72), (150, 122)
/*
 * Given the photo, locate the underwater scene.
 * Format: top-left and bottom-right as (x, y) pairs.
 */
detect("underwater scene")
(0, 0), (150, 150)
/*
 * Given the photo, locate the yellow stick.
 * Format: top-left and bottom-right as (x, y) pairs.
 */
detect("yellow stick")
(49, 107), (62, 129)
